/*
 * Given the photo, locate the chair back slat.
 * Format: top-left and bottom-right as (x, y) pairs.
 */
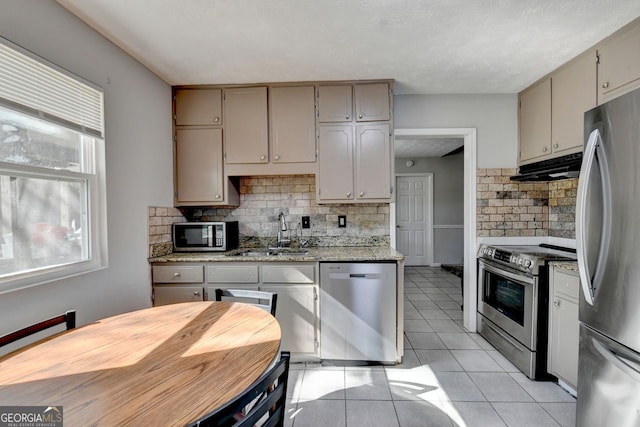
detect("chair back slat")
(215, 289), (278, 317)
(0, 310), (76, 348)
(189, 351), (290, 427)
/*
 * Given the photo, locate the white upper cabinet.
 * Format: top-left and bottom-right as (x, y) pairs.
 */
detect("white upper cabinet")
(597, 21), (640, 104)
(174, 88), (222, 126)
(317, 85), (353, 123)
(355, 83), (390, 122)
(224, 86), (269, 164)
(269, 86), (316, 164)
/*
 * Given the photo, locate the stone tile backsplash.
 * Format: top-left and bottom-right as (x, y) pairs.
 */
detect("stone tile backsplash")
(476, 168), (577, 239)
(177, 175), (390, 248)
(148, 170), (577, 256)
(147, 207), (185, 257)
(548, 178), (578, 238)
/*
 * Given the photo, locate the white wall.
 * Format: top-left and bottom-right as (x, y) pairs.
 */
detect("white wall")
(395, 153), (465, 264)
(394, 94), (518, 168)
(0, 0), (173, 341)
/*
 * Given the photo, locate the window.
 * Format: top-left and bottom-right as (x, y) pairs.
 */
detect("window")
(0, 38), (106, 292)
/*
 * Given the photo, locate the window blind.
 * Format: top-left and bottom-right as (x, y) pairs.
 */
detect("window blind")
(0, 38), (104, 137)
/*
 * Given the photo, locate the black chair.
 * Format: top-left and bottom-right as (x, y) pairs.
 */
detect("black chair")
(190, 351), (291, 427)
(214, 289), (278, 317)
(0, 310), (76, 348)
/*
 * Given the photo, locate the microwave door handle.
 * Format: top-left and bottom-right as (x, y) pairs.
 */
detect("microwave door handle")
(207, 225), (214, 247)
(576, 129), (612, 306)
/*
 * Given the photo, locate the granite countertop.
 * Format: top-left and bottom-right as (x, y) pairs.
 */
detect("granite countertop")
(550, 260), (579, 272)
(148, 246), (404, 263)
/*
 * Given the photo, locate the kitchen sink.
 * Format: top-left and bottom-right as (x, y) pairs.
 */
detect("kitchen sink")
(229, 249), (309, 257)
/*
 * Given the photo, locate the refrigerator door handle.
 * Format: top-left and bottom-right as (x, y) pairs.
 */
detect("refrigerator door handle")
(576, 129), (612, 305)
(592, 337), (640, 382)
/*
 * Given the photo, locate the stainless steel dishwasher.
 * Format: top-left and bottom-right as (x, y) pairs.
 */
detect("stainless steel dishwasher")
(320, 262), (397, 363)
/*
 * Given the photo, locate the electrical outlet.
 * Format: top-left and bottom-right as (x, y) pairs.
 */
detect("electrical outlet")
(302, 216), (310, 229)
(338, 215), (346, 228)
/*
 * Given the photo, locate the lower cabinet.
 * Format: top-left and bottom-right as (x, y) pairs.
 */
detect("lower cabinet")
(154, 285), (204, 306)
(548, 266), (580, 391)
(152, 262), (319, 361)
(261, 284), (318, 358)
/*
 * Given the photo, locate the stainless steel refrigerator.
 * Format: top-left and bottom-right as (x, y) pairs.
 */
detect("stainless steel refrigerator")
(576, 86), (640, 426)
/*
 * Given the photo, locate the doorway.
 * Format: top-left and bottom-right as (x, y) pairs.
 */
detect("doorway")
(395, 174), (433, 266)
(391, 128), (477, 332)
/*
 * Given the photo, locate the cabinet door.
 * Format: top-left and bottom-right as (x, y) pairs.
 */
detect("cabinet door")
(355, 124), (391, 200)
(269, 86), (316, 163)
(549, 268), (580, 389)
(224, 87), (269, 164)
(317, 85), (353, 123)
(552, 52), (596, 155)
(174, 89), (222, 126)
(355, 83), (390, 122)
(519, 78), (551, 164)
(175, 128), (224, 204)
(317, 126), (354, 201)
(261, 284), (318, 356)
(598, 23), (640, 103)
(154, 285), (203, 306)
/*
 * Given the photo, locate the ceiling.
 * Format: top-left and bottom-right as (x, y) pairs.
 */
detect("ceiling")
(54, 1), (640, 159)
(395, 137), (463, 158)
(56, 0), (640, 95)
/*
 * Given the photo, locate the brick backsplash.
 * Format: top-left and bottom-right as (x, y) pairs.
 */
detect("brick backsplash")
(549, 178), (578, 238)
(476, 169), (577, 239)
(148, 171), (577, 255)
(180, 175), (390, 248)
(148, 207), (185, 257)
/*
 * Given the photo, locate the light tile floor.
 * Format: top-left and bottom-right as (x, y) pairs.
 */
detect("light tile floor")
(285, 266), (576, 427)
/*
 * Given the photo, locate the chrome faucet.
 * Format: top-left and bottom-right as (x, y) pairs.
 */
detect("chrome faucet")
(277, 212), (290, 248)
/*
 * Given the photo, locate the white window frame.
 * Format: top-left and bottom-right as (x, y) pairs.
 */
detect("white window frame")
(0, 38), (107, 294)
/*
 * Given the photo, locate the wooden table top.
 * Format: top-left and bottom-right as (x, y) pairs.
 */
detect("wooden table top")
(0, 301), (281, 426)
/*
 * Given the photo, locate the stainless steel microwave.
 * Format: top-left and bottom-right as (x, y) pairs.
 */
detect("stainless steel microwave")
(172, 222), (239, 252)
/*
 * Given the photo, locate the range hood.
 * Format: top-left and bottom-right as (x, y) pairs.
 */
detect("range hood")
(510, 152), (583, 182)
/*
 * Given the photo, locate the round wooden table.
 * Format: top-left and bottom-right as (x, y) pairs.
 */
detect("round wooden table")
(0, 301), (281, 426)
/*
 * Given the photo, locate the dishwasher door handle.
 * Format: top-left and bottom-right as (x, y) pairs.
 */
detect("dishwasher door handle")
(349, 274), (366, 278)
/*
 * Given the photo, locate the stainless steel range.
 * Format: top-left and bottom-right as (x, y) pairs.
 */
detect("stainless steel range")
(477, 244), (576, 379)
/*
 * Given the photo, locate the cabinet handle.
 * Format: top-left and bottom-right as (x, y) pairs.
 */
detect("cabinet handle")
(215, 194), (221, 199)
(553, 143), (559, 149)
(358, 114), (363, 119)
(346, 192), (351, 197)
(173, 272), (181, 277)
(359, 191), (365, 197)
(213, 116), (220, 123)
(602, 82), (610, 89)
(345, 114), (350, 120)
(542, 147), (548, 152)
(274, 155), (280, 161)
(260, 155), (266, 161)
(553, 299), (560, 307)
(193, 291), (200, 296)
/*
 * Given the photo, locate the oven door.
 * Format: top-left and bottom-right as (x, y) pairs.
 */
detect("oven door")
(477, 258), (538, 350)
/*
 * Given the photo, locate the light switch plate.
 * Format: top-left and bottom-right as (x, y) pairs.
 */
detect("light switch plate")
(338, 215), (346, 228)
(302, 216), (310, 229)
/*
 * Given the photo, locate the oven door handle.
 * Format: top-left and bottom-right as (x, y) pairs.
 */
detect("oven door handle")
(479, 260), (535, 286)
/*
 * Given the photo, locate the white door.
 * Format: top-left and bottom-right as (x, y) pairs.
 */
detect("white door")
(396, 175), (432, 266)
